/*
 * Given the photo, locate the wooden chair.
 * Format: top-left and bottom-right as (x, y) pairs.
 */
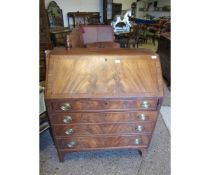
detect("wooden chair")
(126, 25), (141, 48)
(138, 24), (147, 44)
(126, 24), (148, 48)
(145, 25), (160, 45)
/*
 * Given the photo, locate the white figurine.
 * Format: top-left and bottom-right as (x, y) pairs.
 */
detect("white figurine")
(111, 10), (132, 33)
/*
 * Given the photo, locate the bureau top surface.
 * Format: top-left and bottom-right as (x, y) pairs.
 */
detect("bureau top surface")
(45, 48), (163, 99)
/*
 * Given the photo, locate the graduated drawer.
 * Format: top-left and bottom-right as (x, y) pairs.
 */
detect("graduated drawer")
(49, 111), (158, 124)
(50, 99), (158, 112)
(52, 122), (155, 136)
(56, 135), (152, 150)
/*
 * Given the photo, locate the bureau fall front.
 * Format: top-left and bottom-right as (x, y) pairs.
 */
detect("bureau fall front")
(45, 48), (163, 162)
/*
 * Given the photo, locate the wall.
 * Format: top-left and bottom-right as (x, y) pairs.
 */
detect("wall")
(113, 0), (136, 11)
(134, 0), (171, 18)
(146, 11), (170, 17)
(146, 0), (170, 18)
(147, 0), (170, 7)
(135, 0), (147, 18)
(45, 0), (103, 27)
(113, 0), (170, 11)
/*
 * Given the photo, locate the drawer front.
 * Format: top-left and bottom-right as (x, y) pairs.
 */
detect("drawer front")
(53, 122), (155, 136)
(50, 111), (158, 124)
(50, 99), (158, 112)
(56, 135), (152, 149)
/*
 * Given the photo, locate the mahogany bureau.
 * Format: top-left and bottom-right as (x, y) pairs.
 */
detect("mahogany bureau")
(45, 48), (164, 162)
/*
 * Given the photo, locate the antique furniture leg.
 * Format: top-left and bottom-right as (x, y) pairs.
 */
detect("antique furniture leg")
(58, 151), (65, 162)
(138, 148), (148, 158)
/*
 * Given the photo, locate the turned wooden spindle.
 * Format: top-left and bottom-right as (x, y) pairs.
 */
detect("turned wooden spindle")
(66, 35), (72, 49)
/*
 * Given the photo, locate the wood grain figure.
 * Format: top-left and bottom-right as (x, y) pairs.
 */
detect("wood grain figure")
(45, 48), (163, 162)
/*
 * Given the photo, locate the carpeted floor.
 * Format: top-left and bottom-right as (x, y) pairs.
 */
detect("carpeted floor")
(137, 115), (170, 175)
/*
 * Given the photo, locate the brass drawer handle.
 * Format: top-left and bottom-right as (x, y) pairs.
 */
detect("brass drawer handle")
(135, 125), (144, 132)
(60, 103), (71, 111)
(141, 101), (150, 109)
(137, 114), (147, 121)
(65, 128), (74, 135)
(63, 116), (72, 123)
(133, 138), (141, 145)
(67, 141), (77, 148)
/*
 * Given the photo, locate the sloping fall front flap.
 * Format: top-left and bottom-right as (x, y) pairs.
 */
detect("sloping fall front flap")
(45, 48), (163, 99)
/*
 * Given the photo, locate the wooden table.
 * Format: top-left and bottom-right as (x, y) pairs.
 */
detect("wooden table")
(50, 28), (71, 47)
(114, 32), (130, 48)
